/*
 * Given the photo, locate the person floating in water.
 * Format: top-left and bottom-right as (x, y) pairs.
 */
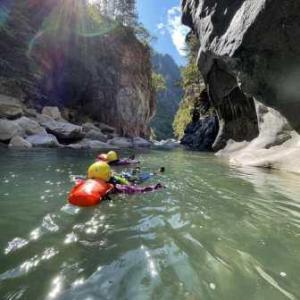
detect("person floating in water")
(96, 151), (139, 166)
(88, 161), (163, 194)
(121, 167), (165, 184)
(69, 161), (164, 206)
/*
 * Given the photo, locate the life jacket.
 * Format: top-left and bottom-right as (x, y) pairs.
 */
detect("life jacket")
(68, 179), (113, 207)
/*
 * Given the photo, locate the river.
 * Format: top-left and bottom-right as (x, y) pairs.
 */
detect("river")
(0, 148), (300, 300)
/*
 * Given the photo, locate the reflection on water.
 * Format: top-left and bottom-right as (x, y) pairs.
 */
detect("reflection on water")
(0, 149), (300, 300)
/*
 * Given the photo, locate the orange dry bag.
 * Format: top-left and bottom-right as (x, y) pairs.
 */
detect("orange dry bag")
(68, 179), (113, 207)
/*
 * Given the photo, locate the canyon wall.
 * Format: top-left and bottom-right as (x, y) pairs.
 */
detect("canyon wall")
(182, 0), (300, 149)
(0, 0), (154, 138)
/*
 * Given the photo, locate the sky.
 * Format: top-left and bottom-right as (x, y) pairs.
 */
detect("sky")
(137, 0), (189, 66)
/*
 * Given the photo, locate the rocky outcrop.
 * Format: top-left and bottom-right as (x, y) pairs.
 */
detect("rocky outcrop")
(217, 101), (300, 173)
(182, 0), (300, 148)
(0, 1), (155, 139)
(181, 116), (219, 151)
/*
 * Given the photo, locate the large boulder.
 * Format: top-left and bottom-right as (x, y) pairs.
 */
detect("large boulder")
(97, 123), (116, 134)
(0, 119), (23, 141)
(26, 133), (60, 147)
(68, 139), (115, 150)
(82, 123), (107, 142)
(182, 0), (300, 146)
(37, 115), (84, 141)
(108, 137), (133, 148)
(85, 129), (107, 142)
(15, 117), (46, 136)
(41, 106), (63, 121)
(0, 95), (23, 119)
(133, 137), (152, 148)
(9, 136), (32, 149)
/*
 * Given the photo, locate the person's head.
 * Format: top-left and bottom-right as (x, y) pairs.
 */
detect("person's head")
(107, 151), (118, 162)
(132, 167), (140, 175)
(159, 167), (165, 173)
(97, 153), (108, 161)
(87, 161), (112, 182)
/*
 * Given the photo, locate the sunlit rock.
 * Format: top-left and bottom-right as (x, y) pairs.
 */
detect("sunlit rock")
(0, 95), (23, 119)
(26, 133), (60, 148)
(0, 119), (23, 141)
(41, 106), (63, 121)
(9, 136), (32, 149)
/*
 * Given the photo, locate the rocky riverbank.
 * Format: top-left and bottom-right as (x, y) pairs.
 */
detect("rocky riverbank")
(0, 100), (153, 149)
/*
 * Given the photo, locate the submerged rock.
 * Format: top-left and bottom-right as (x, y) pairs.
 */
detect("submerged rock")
(9, 136), (32, 149)
(0, 95), (23, 119)
(26, 133), (60, 148)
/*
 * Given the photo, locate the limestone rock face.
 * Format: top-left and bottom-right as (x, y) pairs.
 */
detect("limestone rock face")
(182, 0), (300, 145)
(9, 136), (32, 149)
(0, 95), (23, 119)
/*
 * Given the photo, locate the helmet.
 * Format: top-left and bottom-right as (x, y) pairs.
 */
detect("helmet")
(106, 151), (118, 162)
(87, 161), (111, 182)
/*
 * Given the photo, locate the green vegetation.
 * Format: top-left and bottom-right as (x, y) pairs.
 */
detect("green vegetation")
(152, 72), (167, 93)
(173, 34), (204, 139)
(151, 53), (183, 140)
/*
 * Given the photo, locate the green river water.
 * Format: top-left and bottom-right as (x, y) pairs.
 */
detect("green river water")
(0, 148), (300, 300)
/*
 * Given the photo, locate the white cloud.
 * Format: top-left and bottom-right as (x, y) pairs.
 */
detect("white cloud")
(156, 22), (166, 35)
(167, 6), (189, 56)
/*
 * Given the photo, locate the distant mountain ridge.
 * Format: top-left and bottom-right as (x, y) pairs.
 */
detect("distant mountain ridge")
(151, 53), (183, 140)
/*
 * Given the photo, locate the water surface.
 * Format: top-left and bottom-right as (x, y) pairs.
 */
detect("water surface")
(0, 148), (300, 300)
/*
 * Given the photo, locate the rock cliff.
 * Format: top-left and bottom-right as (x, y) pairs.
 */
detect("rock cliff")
(181, 0), (300, 172)
(0, 0), (154, 138)
(182, 0), (300, 149)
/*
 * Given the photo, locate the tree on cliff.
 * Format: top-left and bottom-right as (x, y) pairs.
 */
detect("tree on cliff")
(173, 33), (205, 139)
(97, 0), (137, 27)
